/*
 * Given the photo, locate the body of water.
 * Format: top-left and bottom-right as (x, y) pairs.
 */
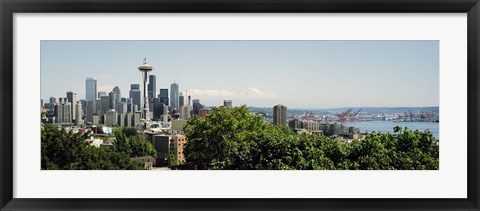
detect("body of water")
(343, 121), (439, 139)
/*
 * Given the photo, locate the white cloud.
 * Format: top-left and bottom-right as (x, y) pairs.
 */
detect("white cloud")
(188, 89), (236, 98)
(188, 88), (281, 99)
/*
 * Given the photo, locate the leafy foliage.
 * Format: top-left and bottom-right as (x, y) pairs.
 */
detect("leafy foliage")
(112, 130), (157, 158)
(183, 106), (439, 170)
(41, 124), (156, 170)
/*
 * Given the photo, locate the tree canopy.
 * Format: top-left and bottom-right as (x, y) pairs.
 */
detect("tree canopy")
(41, 124), (156, 170)
(183, 106), (439, 170)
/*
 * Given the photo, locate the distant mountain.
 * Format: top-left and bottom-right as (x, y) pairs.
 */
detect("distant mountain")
(248, 106), (439, 116)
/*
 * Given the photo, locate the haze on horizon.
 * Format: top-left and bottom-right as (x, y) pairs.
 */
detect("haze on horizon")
(41, 40), (439, 109)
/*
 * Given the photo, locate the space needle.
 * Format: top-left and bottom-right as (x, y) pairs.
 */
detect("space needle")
(138, 58), (153, 128)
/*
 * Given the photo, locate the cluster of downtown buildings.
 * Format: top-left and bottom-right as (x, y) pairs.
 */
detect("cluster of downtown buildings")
(41, 76), (210, 127)
(41, 72), (211, 166)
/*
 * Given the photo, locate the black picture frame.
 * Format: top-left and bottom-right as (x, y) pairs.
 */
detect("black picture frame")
(1, 0), (479, 210)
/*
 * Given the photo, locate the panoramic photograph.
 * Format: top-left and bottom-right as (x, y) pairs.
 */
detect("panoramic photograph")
(40, 40), (439, 170)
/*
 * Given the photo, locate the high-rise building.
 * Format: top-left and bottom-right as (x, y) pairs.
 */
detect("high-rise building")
(129, 84), (141, 112)
(223, 100), (232, 109)
(179, 93), (185, 107)
(131, 84), (140, 90)
(180, 105), (190, 120)
(98, 91), (108, 99)
(133, 105), (139, 113)
(105, 109), (118, 126)
(85, 106), (93, 123)
(162, 105), (169, 122)
(75, 101), (84, 125)
(153, 98), (164, 121)
(95, 99), (102, 115)
(122, 97), (134, 113)
(133, 112), (141, 127)
(49, 97), (56, 104)
(112, 86), (121, 102)
(108, 91), (116, 110)
(66, 91), (77, 122)
(273, 104), (288, 126)
(159, 88), (169, 106)
(170, 82), (179, 112)
(125, 113), (133, 127)
(85, 77), (97, 102)
(100, 95), (110, 121)
(79, 99), (87, 110)
(117, 101), (128, 114)
(92, 114), (100, 125)
(148, 75), (156, 101)
(192, 99), (203, 116)
(56, 98), (72, 124)
(117, 113), (126, 127)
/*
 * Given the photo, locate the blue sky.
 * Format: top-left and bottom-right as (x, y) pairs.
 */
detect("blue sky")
(41, 40), (439, 108)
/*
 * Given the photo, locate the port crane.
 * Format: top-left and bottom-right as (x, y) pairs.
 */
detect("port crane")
(301, 111), (315, 121)
(336, 108), (361, 122)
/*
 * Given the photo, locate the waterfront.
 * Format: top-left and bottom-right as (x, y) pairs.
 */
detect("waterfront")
(344, 121), (439, 139)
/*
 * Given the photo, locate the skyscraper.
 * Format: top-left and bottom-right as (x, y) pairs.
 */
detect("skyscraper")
(98, 91), (108, 99)
(112, 86), (121, 102)
(85, 105), (93, 123)
(123, 97), (134, 113)
(129, 84), (141, 112)
(66, 91), (77, 122)
(117, 100), (128, 114)
(179, 93), (185, 107)
(148, 75), (156, 101)
(56, 98), (71, 124)
(180, 105), (190, 120)
(131, 84), (140, 90)
(153, 98), (164, 121)
(192, 99), (203, 116)
(159, 88), (169, 106)
(170, 82), (179, 112)
(75, 101), (84, 125)
(105, 109), (118, 127)
(273, 104), (288, 126)
(100, 95), (110, 121)
(85, 77), (97, 102)
(108, 91), (116, 110)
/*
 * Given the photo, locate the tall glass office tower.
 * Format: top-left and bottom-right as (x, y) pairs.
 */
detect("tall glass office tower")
(129, 84), (141, 112)
(159, 88), (169, 106)
(170, 82), (179, 112)
(148, 75), (156, 100)
(112, 86), (121, 102)
(85, 77), (97, 102)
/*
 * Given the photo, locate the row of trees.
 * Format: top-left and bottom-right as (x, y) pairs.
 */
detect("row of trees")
(41, 125), (156, 170)
(183, 106), (439, 170)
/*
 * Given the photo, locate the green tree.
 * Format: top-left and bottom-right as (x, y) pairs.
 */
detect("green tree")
(183, 106), (266, 169)
(113, 129), (157, 158)
(41, 124), (144, 170)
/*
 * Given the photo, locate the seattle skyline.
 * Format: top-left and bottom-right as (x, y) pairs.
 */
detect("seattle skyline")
(41, 40), (439, 108)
